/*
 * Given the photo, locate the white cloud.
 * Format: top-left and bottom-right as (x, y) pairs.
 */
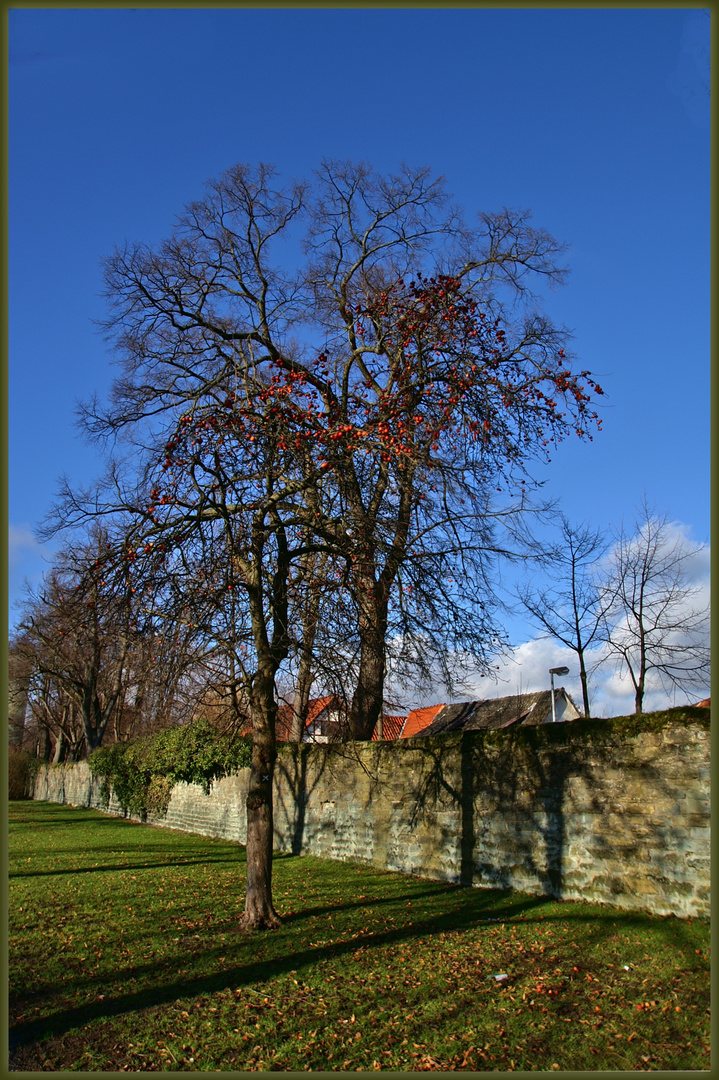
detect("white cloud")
(386, 522), (710, 719)
(453, 631), (708, 719)
(8, 524), (54, 625)
(464, 637), (577, 701)
(9, 524), (43, 566)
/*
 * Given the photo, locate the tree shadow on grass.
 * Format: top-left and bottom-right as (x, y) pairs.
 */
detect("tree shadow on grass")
(9, 810), (119, 827)
(12, 875), (699, 1057)
(12, 854), (242, 879)
(9, 888), (550, 1052)
(277, 882), (468, 924)
(12, 723), (707, 1060)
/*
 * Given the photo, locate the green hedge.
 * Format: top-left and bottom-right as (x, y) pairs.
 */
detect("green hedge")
(88, 717), (252, 819)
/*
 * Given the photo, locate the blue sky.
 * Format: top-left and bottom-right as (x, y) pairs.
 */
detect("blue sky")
(8, 7), (710, 714)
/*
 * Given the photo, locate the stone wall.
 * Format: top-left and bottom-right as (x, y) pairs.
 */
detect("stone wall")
(32, 713), (710, 918)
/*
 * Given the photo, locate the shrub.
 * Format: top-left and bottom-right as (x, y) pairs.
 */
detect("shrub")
(89, 718), (252, 818)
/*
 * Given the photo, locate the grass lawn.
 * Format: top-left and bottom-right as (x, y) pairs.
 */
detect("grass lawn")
(9, 800), (710, 1072)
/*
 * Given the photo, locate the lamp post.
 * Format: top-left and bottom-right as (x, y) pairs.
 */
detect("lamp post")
(549, 666), (570, 723)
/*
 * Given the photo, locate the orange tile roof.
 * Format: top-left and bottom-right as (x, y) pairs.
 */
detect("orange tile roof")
(372, 714), (407, 740)
(305, 695), (338, 724)
(244, 697), (449, 742)
(274, 695), (340, 740)
(400, 704), (445, 738)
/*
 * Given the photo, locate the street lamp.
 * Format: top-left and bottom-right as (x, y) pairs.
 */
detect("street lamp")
(549, 666), (570, 723)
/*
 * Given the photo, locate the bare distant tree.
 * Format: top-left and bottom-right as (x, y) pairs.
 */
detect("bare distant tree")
(14, 522), (208, 759)
(517, 514), (610, 717)
(15, 529), (134, 757)
(599, 500), (709, 714)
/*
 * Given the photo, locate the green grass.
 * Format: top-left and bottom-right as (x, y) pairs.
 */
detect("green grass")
(9, 801), (710, 1072)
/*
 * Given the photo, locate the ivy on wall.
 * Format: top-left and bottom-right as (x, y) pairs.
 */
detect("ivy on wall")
(88, 717), (252, 819)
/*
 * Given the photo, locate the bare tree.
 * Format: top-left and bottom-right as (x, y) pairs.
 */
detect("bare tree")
(15, 530), (134, 757)
(599, 501), (710, 714)
(51, 160), (603, 928)
(294, 162), (603, 738)
(516, 515), (610, 717)
(15, 521), (209, 758)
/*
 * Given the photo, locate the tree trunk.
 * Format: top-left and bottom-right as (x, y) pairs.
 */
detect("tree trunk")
(347, 481), (413, 741)
(634, 635), (646, 714)
(38, 724), (52, 761)
(350, 635), (386, 740)
(577, 652), (591, 718)
(52, 729), (65, 764)
(350, 609), (388, 740)
(239, 668), (281, 931)
(289, 551), (327, 743)
(289, 599), (319, 743)
(290, 660), (313, 744)
(238, 509), (291, 930)
(8, 654), (31, 751)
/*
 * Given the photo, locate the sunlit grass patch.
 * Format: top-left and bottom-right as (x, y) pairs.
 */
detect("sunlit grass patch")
(10, 800), (709, 1071)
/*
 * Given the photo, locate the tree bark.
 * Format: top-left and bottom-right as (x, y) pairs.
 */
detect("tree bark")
(290, 659), (313, 744)
(52, 729), (65, 764)
(350, 629), (387, 740)
(289, 554), (326, 743)
(8, 653), (31, 751)
(38, 724), (51, 761)
(240, 667), (281, 930)
(346, 484), (411, 741)
(349, 575), (389, 740)
(239, 515), (290, 931)
(577, 651), (591, 718)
